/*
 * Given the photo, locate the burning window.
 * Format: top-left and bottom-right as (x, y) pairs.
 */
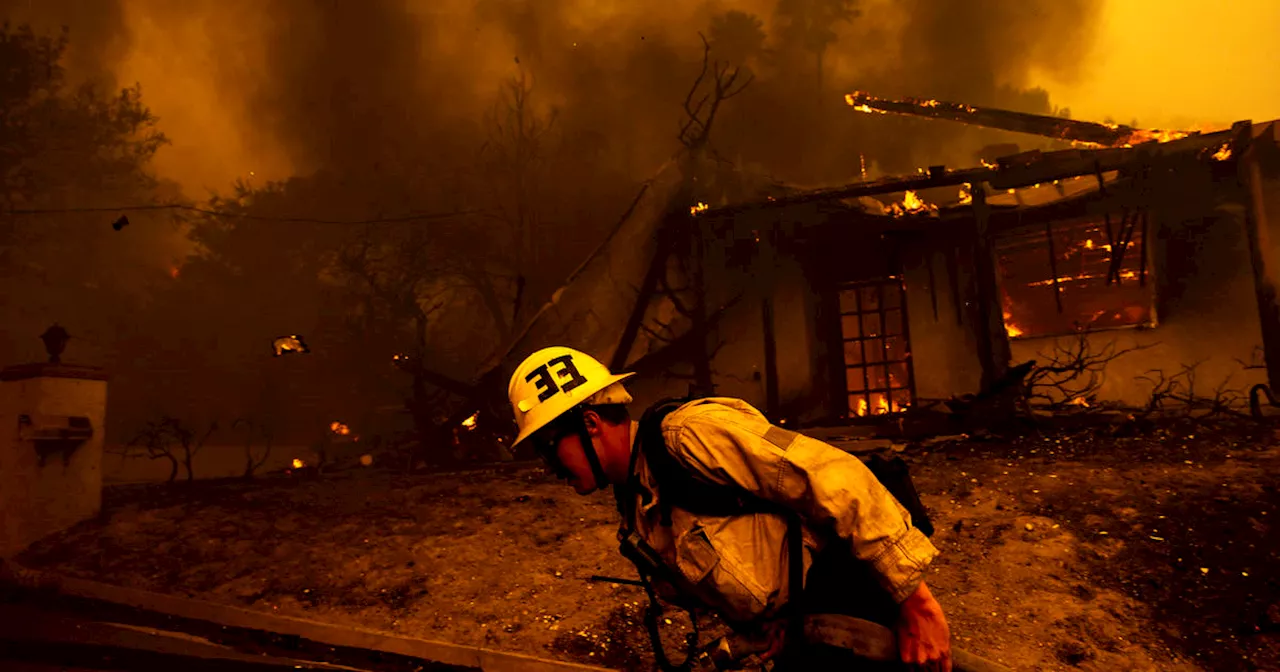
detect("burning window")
(997, 213), (1155, 339)
(837, 279), (915, 417)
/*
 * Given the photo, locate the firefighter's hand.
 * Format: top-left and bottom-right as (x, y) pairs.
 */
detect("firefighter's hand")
(753, 619), (789, 663)
(896, 581), (952, 672)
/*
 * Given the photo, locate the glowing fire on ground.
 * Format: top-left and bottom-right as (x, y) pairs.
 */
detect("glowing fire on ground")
(690, 202), (709, 216)
(461, 411), (478, 430)
(330, 421), (350, 435)
(292, 458), (305, 469)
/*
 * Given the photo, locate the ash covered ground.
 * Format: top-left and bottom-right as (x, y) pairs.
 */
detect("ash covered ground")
(18, 421), (1280, 671)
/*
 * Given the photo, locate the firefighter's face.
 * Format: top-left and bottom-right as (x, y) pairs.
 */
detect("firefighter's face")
(533, 410), (618, 496)
(552, 432), (600, 495)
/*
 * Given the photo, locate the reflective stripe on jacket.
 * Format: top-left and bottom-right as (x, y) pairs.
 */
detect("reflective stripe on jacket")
(624, 397), (938, 624)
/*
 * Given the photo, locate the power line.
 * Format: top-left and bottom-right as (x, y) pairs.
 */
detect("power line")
(4, 202), (484, 225)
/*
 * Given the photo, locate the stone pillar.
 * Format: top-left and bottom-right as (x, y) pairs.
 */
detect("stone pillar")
(0, 362), (109, 559)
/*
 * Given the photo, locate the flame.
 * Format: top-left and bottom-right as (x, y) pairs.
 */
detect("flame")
(1002, 294), (1024, 338)
(292, 458), (305, 469)
(1067, 397), (1090, 407)
(1213, 144), (1232, 161)
(856, 398), (869, 416)
(859, 153), (867, 179)
(874, 395), (890, 415)
(1027, 269), (1137, 287)
(330, 421), (351, 435)
(690, 202), (709, 216)
(461, 411), (478, 430)
(920, 99), (940, 108)
(1084, 239), (1094, 250)
(958, 183), (973, 205)
(980, 159), (998, 169)
(1121, 128), (1191, 145)
(903, 190), (926, 210)
(891, 190), (937, 217)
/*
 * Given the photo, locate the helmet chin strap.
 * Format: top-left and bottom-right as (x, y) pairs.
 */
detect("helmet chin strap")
(575, 409), (611, 490)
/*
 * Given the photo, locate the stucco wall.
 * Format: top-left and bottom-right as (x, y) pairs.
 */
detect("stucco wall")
(900, 231), (986, 401)
(0, 373), (107, 558)
(1008, 167), (1268, 407)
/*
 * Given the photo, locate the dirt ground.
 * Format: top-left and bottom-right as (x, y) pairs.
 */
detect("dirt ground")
(17, 420), (1280, 671)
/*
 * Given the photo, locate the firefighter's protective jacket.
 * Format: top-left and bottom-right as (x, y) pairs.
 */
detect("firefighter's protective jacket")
(625, 397), (938, 624)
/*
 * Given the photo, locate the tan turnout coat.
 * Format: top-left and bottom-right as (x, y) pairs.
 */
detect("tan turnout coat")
(624, 397), (938, 624)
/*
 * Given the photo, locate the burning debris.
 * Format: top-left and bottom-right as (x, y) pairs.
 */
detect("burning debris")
(845, 90), (1198, 149)
(272, 335), (310, 357)
(689, 202), (709, 216)
(1212, 144), (1233, 161)
(461, 411), (479, 430)
(887, 190), (939, 217)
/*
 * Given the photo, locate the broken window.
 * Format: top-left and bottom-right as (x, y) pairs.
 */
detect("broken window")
(837, 278), (915, 417)
(996, 212), (1155, 339)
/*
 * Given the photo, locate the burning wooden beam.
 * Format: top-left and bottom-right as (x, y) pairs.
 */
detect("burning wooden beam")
(844, 91), (1196, 148)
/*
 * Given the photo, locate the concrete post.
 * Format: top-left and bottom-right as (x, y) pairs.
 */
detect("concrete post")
(0, 362), (108, 559)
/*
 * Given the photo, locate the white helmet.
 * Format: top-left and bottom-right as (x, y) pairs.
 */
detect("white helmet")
(508, 346), (635, 447)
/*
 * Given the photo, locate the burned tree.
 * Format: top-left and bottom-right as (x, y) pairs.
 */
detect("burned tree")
(1022, 333), (1155, 410)
(609, 33), (757, 394)
(477, 67), (561, 335)
(678, 33), (754, 154)
(114, 416), (217, 483)
(335, 225), (478, 467)
(1137, 363), (1249, 421)
(232, 417), (273, 479)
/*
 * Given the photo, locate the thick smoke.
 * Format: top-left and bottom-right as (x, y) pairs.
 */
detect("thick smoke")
(0, 0), (130, 86)
(0, 0), (1104, 195)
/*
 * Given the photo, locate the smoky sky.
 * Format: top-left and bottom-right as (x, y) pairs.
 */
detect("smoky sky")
(1, 0), (1105, 194)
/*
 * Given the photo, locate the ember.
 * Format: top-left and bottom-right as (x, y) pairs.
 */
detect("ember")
(690, 202), (709, 216)
(461, 411), (478, 430)
(291, 458), (305, 469)
(330, 421), (351, 435)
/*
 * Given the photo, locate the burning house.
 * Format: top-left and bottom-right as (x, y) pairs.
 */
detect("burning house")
(470, 92), (1280, 434)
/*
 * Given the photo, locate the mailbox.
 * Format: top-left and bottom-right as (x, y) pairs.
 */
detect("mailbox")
(17, 414), (94, 466)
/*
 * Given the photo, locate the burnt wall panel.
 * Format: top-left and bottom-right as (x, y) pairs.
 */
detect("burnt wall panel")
(900, 231), (986, 401)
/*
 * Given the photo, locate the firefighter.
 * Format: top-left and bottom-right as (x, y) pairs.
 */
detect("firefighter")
(509, 346), (951, 671)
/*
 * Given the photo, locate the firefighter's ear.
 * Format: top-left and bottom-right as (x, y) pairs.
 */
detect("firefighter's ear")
(581, 409), (603, 436)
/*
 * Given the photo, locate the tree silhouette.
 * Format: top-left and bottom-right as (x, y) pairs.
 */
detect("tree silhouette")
(477, 67), (559, 337)
(708, 10), (767, 67)
(772, 0), (859, 99)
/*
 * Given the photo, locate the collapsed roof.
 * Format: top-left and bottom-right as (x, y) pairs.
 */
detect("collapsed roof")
(464, 92), (1267, 413)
